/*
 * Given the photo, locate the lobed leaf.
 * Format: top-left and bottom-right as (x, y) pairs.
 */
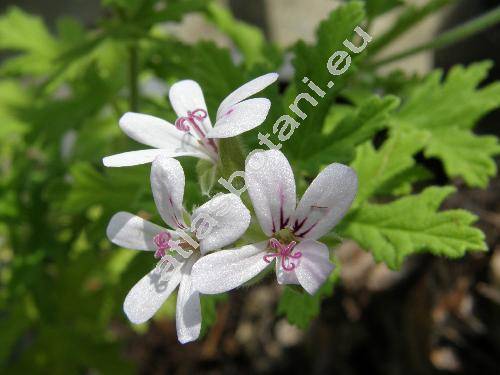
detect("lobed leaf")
(338, 186), (487, 269)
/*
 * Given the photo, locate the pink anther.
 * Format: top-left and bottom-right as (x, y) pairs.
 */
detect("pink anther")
(263, 238), (302, 271)
(153, 231), (172, 259)
(174, 109), (208, 133)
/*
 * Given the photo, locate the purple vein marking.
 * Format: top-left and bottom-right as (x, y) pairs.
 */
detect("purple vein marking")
(293, 217), (307, 233)
(295, 222), (317, 238)
(168, 195), (185, 229)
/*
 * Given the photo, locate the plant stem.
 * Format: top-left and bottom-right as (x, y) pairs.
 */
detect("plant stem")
(370, 5), (500, 68)
(128, 43), (139, 111)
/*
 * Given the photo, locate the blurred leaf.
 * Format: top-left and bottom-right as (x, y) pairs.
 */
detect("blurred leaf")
(0, 80), (30, 140)
(286, 2), (366, 160)
(339, 186), (487, 269)
(200, 293), (228, 337)
(63, 163), (150, 214)
(206, 2), (272, 67)
(149, 0), (208, 23)
(148, 40), (244, 114)
(358, 0), (403, 18)
(0, 7), (58, 76)
(102, 0), (143, 12)
(0, 298), (32, 364)
(196, 159), (218, 196)
(277, 262), (340, 329)
(300, 95), (400, 171)
(368, 0), (454, 55)
(218, 136), (246, 181)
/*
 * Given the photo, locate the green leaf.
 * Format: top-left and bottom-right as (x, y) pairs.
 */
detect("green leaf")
(286, 2), (367, 159)
(392, 62), (500, 187)
(206, 2), (271, 67)
(218, 136), (247, 181)
(149, 40), (244, 115)
(351, 130), (428, 203)
(102, 0), (143, 12)
(368, 0), (453, 55)
(277, 263), (340, 329)
(376, 164), (432, 197)
(0, 7), (58, 75)
(396, 62), (500, 130)
(196, 159), (218, 196)
(0, 80), (30, 140)
(63, 163), (149, 214)
(425, 128), (500, 187)
(200, 293), (228, 337)
(148, 0), (208, 24)
(338, 186), (487, 270)
(359, 0), (404, 18)
(0, 7), (56, 53)
(301, 95), (400, 170)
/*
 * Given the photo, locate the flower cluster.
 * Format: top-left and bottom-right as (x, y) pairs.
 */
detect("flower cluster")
(104, 74), (357, 344)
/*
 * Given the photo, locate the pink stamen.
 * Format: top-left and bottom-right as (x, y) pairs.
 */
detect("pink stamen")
(263, 238), (302, 271)
(153, 231), (172, 259)
(174, 108), (218, 154)
(175, 109), (207, 133)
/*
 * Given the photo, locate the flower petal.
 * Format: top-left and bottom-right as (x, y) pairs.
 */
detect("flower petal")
(294, 240), (335, 295)
(191, 242), (269, 294)
(191, 193), (251, 254)
(245, 150), (296, 236)
(216, 73), (278, 119)
(208, 98), (270, 139)
(151, 156), (187, 229)
(123, 263), (183, 324)
(169, 80), (213, 130)
(103, 148), (209, 167)
(106, 212), (173, 250)
(275, 258), (300, 285)
(119, 112), (202, 151)
(176, 257), (201, 344)
(292, 163), (357, 240)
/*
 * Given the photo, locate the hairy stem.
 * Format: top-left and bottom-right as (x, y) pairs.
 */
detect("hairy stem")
(370, 5), (500, 68)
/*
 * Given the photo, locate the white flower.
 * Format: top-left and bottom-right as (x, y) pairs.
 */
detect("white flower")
(106, 155), (250, 343)
(103, 73), (278, 167)
(191, 150), (357, 295)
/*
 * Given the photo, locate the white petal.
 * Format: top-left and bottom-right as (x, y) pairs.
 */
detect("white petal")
(217, 73), (278, 119)
(208, 98), (270, 139)
(103, 148), (209, 167)
(151, 156), (187, 229)
(292, 163), (357, 240)
(245, 150), (296, 236)
(191, 193), (250, 254)
(123, 263), (183, 324)
(119, 112), (201, 151)
(169, 80), (213, 130)
(294, 240), (335, 295)
(176, 257), (201, 344)
(191, 242), (270, 294)
(106, 212), (172, 250)
(275, 258), (300, 285)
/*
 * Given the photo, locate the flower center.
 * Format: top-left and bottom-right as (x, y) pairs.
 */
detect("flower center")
(263, 238), (302, 271)
(153, 232), (196, 258)
(174, 108), (218, 155)
(153, 231), (173, 259)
